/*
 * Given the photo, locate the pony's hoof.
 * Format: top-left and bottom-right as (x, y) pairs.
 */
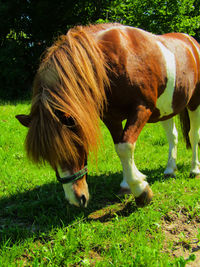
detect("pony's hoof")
(135, 185), (153, 207)
(164, 173), (176, 178)
(118, 187), (132, 196)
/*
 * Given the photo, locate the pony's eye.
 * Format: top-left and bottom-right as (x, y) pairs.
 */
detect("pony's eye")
(64, 116), (75, 127)
(54, 110), (75, 127)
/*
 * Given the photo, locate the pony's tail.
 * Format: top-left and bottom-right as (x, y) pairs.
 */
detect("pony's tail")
(179, 108), (191, 149)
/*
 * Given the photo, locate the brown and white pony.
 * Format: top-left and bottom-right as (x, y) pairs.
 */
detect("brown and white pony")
(16, 23), (200, 208)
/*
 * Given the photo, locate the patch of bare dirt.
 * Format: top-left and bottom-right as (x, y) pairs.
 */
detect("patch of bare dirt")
(88, 200), (200, 266)
(162, 210), (200, 266)
(88, 249), (103, 266)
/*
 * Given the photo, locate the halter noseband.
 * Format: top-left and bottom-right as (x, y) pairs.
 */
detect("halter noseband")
(56, 166), (88, 184)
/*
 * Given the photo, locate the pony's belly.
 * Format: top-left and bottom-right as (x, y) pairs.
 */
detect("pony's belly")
(148, 109), (175, 123)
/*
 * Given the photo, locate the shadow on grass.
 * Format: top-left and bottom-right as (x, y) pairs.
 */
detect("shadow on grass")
(0, 164), (189, 244)
(142, 162), (191, 183)
(0, 172), (123, 244)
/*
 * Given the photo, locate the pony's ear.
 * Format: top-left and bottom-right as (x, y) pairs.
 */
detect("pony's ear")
(15, 114), (31, 127)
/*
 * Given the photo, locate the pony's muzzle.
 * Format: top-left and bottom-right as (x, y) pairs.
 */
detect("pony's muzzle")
(57, 166), (89, 207)
(72, 175), (89, 208)
(63, 185), (89, 207)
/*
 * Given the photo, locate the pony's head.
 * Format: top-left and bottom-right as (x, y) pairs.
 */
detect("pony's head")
(16, 25), (109, 207)
(16, 109), (90, 207)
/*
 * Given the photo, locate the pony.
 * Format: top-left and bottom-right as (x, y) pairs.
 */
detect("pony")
(16, 23), (200, 208)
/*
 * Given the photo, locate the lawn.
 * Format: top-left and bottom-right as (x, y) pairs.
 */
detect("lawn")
(0, 102), (200, 266)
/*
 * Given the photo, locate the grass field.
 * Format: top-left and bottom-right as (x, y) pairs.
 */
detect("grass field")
(0, 102), (200, 266)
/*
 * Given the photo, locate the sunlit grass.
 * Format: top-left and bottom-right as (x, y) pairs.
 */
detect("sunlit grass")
(0, 102), (199, 266)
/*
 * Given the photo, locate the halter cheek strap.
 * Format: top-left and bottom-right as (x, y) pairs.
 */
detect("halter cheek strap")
(56, 166), (88, 184)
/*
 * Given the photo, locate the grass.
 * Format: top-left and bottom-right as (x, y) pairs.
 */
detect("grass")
(0, 101), (200, 266)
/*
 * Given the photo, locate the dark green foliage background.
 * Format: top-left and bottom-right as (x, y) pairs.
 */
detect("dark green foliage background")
(0, 0), (199, 99)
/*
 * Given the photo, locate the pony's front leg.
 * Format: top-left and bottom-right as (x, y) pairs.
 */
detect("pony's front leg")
(188, 106), (200, 177)
(116, 105), (153, 206)
(115, 142), (151, 203)
(161, 118), (178, 177)
(103, 119), (132, 194)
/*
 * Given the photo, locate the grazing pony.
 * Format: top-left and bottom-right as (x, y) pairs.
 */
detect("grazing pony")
(16, 23), (200, 208)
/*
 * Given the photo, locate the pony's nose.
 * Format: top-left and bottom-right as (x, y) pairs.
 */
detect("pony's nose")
(79, 194), (87, 207)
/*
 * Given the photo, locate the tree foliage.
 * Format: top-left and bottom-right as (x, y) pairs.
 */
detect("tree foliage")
(98, 0), (200, 35)
(0, 0), (199, 99)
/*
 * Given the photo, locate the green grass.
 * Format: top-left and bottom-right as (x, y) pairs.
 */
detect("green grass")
(0, 102), (200, 266)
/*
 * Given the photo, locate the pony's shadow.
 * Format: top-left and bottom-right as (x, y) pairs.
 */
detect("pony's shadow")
(0, 173), (124, 244)
(0, 164), (187, 244)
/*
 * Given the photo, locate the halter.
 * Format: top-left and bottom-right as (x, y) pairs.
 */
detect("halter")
(56, 166), (88, 184)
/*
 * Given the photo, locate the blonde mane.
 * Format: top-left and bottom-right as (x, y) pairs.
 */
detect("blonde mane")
(26, 25), (110, 168)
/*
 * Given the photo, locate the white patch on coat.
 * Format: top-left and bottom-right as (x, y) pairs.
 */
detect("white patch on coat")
(115, 142), (148, 197)
(57, 168), (79, 206)
(156, 41), (176, 117)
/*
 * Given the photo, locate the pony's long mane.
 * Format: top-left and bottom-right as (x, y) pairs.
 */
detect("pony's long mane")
(26, 24), (110, 168)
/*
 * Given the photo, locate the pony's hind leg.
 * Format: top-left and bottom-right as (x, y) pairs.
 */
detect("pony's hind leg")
(188, 106), (200, 177)
(161, 118), (178, 177)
